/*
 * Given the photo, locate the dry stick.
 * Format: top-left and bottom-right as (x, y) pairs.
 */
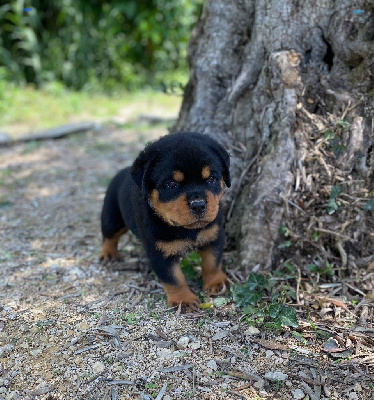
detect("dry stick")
(336, 240), (348, 268)
(296, 267), (302, 305)
(314, 228), (354, 241)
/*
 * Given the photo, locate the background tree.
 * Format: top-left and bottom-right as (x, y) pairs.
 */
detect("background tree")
(173, 0), (374, 273)
(0, 0), (203, 89)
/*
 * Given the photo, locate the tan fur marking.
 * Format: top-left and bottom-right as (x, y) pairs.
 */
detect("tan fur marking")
(162, 264), (200, 312)
(150, 190), (196, 227)
(100, 228), (128, 261)
(202, 166), (211, 179)
(199, 248), (228, 295)
(156, 239), (194, 257)
(196, 224), (219, 247)
(205, 190), (224, 222)
(173, 170), (184, 182)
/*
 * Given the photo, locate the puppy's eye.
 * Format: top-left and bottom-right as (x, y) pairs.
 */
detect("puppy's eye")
(165, 180), (179, 189)
(206, 176), (218, 184)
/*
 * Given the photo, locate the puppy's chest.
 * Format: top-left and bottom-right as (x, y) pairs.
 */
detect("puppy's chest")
(155, 224), (219, 258)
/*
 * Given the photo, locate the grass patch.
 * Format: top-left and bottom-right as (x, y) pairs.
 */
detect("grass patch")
(0, 80), (182, 138)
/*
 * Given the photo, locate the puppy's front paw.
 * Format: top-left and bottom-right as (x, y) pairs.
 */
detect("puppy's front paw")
(99, 248), (121, 262)
(166, 289), (200, 313)
(203, 271), (228, 295)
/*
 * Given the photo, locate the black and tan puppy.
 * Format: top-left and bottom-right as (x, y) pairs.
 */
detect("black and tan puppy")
(100, 132), (231, 312)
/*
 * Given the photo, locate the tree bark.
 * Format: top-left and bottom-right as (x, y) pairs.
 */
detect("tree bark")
(173, 0), (374, 271)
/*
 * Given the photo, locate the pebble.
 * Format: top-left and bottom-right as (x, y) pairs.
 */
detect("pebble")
(212, 330), (229, 341)
(244, 326), (260, 336)
(92, 361), (105, 374)
(264, 371), (288, 381)
(292, 389), (305, 399)
(354, 384), (362, 392)
(157, 348), (172, 359)
(0, 387), (5, 394)
(349, 393), (359, 400)
(253, 380), (264, 389)
(265, 350), (274, 358)
(189, 341), (201, 350)
(76, 322), (89, 331)
(176, 336), (189, 350)
(0, 132), (10, 144)
(206, 360), (218, 371)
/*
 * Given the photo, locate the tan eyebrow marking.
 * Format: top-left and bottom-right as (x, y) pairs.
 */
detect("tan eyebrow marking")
(173, 170), (184, 182)
(202, 166), (210, 179)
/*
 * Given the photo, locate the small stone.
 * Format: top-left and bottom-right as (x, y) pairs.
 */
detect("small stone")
(285, 380), (292, 387)
(354, 384), (362, 392)
(76, 322), (89, 331)
(0, 387), (6, 394)
(189, 341), (200, 350)
(244, 326), (260, 336)
(253, 380), (264, 389)
(206, 360), (218, 371)
(92, 361), (105, 374)
(264, 371), (288, 381)
(0, 132), (10, 145)
(349, 393), (359, 400)
(176, 336), (189, 350)
(292, 389), (305, 399)
(157, 348), (172, 359)
(212, 330), (229, 341)
(30, 349), (42, 357)
(265, 350), (274, 358)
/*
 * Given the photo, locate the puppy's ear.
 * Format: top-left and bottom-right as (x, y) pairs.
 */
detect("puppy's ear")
(210, 142), (231, 188)
(131, 144), (156, 192)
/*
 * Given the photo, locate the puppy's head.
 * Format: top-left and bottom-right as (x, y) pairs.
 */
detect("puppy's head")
(131, 132), (231, 229)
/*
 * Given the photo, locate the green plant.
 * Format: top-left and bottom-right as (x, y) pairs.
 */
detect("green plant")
(181, 251), (201, 280)
(307, 261), (334, 278)
(230, 273), (298, 329)
(278, 224), (292, 248)
(0, 0), (203, 90)
(363, 199), (374, 211)
(327, 185), (342, 215)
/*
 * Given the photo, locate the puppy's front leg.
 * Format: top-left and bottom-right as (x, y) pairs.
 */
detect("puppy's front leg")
(150, 251), (200, 313)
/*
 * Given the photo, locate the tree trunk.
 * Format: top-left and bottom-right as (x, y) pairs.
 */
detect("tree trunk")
(173, 0), (374, 272)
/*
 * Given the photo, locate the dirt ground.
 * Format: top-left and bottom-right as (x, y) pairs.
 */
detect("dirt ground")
(0, 120), (373, 400)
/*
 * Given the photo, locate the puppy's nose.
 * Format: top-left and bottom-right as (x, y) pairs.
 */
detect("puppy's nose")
(189, 199), (206, 215)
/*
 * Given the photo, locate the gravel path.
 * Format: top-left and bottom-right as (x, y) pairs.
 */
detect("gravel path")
(0, 125), (373, 400)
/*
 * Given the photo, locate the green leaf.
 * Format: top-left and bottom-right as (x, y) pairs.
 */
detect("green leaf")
(230, 283), (263, 307)
(213, 297), (227, 308)
(312, 232), (319, 242)
(327, 186), (342, 214)
(279, 225), (290, 236)
(277, 241), (291, 249)
(268, 303), (283, 318)
(331, 144), (346, 158)
(292, 331), (308, 345)
(245, 291), (263, 305)
(323, 129), (335, 140)
(330, 185), (342, 199)
(181, 264), (195, 280)
(363, 200), (374, 211)
(278, 306), (298, 327)
(246, 272), (268, 290)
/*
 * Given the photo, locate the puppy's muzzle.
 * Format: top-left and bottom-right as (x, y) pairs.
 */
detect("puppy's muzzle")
(189, 199), (206, 216)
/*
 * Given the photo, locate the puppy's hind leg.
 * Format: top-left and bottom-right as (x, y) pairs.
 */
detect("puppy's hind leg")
(100, 194), (128, 262)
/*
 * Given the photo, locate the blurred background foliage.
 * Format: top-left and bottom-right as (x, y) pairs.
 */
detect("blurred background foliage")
(0, 0), (203, 91)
